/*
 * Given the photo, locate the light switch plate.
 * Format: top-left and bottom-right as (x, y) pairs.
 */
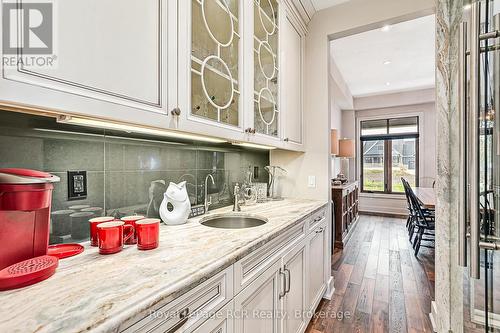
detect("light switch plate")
(308, 175), (316, 188)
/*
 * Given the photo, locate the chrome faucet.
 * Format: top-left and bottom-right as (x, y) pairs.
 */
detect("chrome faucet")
(233, 183), (241, 212)
(204, 174), (215, 213)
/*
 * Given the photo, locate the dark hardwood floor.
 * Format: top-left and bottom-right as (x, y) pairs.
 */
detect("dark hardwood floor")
(306, 215), (435, 333)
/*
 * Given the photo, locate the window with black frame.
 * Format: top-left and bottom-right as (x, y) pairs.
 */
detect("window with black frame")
(360, 116), (419, 193)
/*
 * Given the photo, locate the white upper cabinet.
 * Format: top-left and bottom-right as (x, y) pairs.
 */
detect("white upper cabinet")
(0, 0), (305, 150)
(0, 0), (175, 127)
(281, 6), (305, 148)
(248, 0), (305, 150)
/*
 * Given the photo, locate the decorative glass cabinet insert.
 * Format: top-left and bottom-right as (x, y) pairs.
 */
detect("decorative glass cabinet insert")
(254, 0), (279, 137)
(191, 0), (240, 127)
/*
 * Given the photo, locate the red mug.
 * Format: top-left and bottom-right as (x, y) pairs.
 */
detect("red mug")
(97, 221), (134, 254)
(89, 216), (115, 246)
(121, 215), (145, 245)
(135, 218), (160, 250)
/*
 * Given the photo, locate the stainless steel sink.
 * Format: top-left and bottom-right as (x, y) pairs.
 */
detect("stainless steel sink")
(200, 214), (267, 229)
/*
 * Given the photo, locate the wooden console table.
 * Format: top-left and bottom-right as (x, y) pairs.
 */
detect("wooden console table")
(332, 181), (360, 249)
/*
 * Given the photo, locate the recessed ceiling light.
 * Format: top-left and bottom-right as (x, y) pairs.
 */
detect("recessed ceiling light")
(385, 82), (391, 86)
(381, 25), (391, 32)
(383, 60), (392, 65)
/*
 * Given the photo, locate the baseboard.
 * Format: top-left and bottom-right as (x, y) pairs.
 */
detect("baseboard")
(360, 211), (407, 219)
(323, 276), (335, 300)
(429, 301), (438, 332)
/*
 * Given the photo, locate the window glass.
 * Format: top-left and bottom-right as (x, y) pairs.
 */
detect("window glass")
(391, 138), (417, 192)
(360, 116), (419, 193)
(389, 117), (418, 134)
(362, 140), (385, 192)
(361, 119), (387, 136)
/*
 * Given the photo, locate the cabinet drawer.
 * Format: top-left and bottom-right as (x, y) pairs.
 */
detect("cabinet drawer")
(189, 301), (233, 333)
(121, 266), (233, 333)
(308, 207), (326, 232)
(233, 220), (306, 294)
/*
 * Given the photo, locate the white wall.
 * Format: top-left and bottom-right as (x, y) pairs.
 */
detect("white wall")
(354, 87), (435, 110)
(355, 98), (436, 216)
(271, 0), (435, 203)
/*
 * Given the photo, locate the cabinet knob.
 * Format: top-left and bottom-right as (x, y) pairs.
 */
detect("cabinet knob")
(284, 138), (289, 142)
(171, 107), (181, 116)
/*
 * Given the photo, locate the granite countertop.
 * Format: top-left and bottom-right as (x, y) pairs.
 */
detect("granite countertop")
(0, 199), (327, 333)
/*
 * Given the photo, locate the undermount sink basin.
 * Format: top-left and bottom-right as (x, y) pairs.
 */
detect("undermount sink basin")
(200, 214), (268, 229)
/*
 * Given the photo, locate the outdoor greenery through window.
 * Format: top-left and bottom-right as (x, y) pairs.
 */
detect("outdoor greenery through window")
(361, 116), (419, 193)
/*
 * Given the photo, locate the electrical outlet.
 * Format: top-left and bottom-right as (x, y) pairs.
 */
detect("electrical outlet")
(67, 171), (87, 200)
(308, 175), (316, 188)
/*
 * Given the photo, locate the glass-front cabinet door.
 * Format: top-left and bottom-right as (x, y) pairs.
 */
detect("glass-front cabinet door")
(459, 1), (500, 331)
(177, 0), (245, 141)
(253, 0), (280, 138)
(191, 0), (241, 127)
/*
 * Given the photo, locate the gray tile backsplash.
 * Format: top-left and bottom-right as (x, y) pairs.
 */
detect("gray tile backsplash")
(0, 111), (269, 244)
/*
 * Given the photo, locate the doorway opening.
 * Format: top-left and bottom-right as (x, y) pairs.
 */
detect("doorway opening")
(312, 13), (437, 332)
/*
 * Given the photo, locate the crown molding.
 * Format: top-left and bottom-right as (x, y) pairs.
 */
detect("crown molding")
(283, 0), (315, 27)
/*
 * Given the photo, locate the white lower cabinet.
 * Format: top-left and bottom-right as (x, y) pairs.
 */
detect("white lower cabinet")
(121, 207), (328, 333)
(306, 219), (328, 312)
(281, 240), (307, 333)
(233, 259), (283, 333)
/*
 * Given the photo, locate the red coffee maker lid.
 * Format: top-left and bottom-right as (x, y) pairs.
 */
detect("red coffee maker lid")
(0, 255), (59, 291)
(0, 168), (60, 184)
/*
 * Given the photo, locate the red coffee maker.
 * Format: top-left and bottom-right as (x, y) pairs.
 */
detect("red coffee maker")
(0, 168), (60, 270)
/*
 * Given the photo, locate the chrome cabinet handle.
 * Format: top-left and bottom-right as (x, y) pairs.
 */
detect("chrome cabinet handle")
(279, 269), (286, 299)
(316, 227), (325, 234)
(458, 21), (468, 268)
(468, 2), (481, 279)
(284, 138), (289, 142)
(284, 267), (291, 294)
(166, 308), (189, 333)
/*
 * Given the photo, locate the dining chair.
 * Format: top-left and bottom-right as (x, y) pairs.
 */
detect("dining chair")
(401, 178), (416, 234)
(407, 183), (435, 256)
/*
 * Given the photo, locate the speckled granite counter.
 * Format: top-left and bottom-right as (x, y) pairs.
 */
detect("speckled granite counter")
(0, 199), (327, 333)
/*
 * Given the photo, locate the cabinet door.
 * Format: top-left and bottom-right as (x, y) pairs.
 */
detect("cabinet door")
(281, 240), (307, 333)
(252, 0), (281, 140)
(0, 0), (174, 127)
(281, 11), (304, 147)
(177, 0), (245, 141)
(234, 259), (282, 333)
(307, 220), (328, 312)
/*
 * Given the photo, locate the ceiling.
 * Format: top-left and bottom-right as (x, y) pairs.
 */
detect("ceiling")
(330, 14), (435, 97)
(310, 0), (351, 11)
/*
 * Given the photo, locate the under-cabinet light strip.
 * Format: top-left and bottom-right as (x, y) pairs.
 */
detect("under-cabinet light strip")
(56, 115), (227, 144)
(231, 142), (277, 150)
